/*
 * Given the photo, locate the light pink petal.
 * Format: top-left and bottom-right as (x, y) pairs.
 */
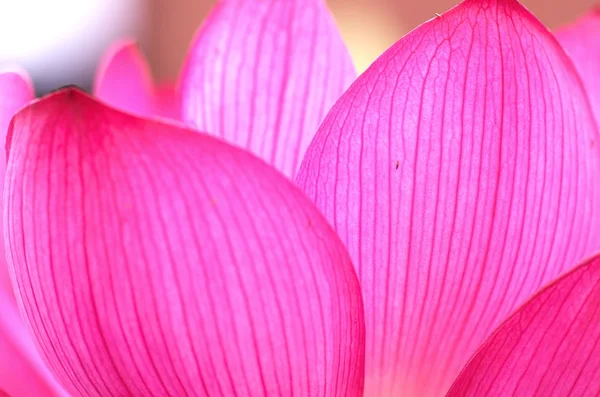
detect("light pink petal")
(555, 8), (600, 126)
(0, 287), (66, 396)
(447, 252), (600, 396)
(0, 69), (33, 297)
(94, 40), (178, 119)
(179, 0), (356, 178)
(5, 88), (365, 396)
(296, 0), (600, 395)
(0, 69), (33, 185)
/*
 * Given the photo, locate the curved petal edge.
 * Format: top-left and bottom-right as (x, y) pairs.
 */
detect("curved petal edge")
(447, 252), (600, 396)
(180, 0), (356, 178)
(296, 0), (600, 395)
(94, 40), (180, 120)
(5, 88), (365, 396)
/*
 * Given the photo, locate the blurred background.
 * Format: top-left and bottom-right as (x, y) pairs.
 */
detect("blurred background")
(0, 0), (596, 93)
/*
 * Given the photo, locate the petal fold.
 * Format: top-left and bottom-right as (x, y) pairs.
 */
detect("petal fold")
(555, 8), (600, 126)
(447, 253), (600, 396)
(0, 69), (33, 297)
(179, 0), (356, 178)
(296, 0), (600, 395)
(5, 88), (365, 396)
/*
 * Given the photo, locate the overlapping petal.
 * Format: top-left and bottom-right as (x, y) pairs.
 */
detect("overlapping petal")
(555, 8), (600, 126)
(94, 41), (179, 120)
(447, 252), (600, 396)
(0, 69), (33, 297)
(296, 0), (600, 395)
(179, 0), (356, 178)
(4, 88), (365, 396)
(0, 288), (66, 397)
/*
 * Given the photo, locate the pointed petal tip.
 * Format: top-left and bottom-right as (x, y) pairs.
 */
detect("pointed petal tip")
(179, 0), (356, 178)
(93, 39), (156, 117)
(100, 37), (139, 55)
(297, 0), (600, 395)
(46, 85), (88, 99)
(93, 38), (144, 92)
(12, 85), (91, 118)
(94, 39), (181, 120)
(6, 86), (91, 161)
(5, 92), (366, 396)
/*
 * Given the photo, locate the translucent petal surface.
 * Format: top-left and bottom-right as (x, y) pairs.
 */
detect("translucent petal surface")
(555, 8), (600, 126)
(94, 40), (154, 117)
(94, 41), (179, 120)
(0, 69), (33, 297)
(155, 83), (180, 120)
(447, 253), (600, 396)
(296, 0), (600, 395)
(180, 0), (356, 178)
(5, 88), (365, 396)
(0, 288), (66, 397)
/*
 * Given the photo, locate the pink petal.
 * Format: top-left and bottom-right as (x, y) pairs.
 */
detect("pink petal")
(447, 252), (600, 396)
(296, 0), (600, 395)
(94, 40), (180, 120)
(0, 68), (33, 182)
(155, 82), (180, 120)
(0, 287), (66, 396)
(5, 88), (365, 396)
(0, 69), (33, 297)
(179, 0), (356, 178)
(555, 8), (600, 126)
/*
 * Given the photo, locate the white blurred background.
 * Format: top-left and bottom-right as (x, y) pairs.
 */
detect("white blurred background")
(0, 0), (146, 93)
(0, 0), (596, 93)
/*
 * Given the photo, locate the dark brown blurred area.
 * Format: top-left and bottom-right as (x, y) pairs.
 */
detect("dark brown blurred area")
(145, 0), (598, 81)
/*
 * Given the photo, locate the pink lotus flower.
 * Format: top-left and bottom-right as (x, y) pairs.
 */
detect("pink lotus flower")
(1, 0), (600, 396)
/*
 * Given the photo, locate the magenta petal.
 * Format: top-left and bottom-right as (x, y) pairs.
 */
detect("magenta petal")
(5, 88), (365, 396)
(555, 8), (600, 126)
(0, 288), (65, 396)
(155, 83), (180, 120)
(0, 69), (33, 297)
(296, 0), (600, 395)
(94, 40), (158, 118)
(179, 0), (356, 178)
(447, 253), (600, 396)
